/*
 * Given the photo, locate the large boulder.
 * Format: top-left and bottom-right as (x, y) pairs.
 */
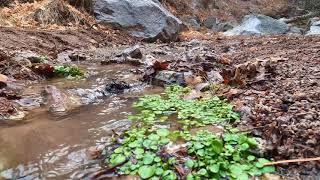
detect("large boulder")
(94, 0), (183, 42)
(224, 14), (289, 36)
(306, 18), (320, 36)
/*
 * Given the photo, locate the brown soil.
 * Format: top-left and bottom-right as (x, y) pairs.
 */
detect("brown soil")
(0, 27), (131, 58)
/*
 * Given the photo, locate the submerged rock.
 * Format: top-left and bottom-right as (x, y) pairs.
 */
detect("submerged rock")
(44, 85), (81, 115)
(94, 0), (182, 42)
(224, 14), (289, 35)
(105, 81), (130, 94)
(44, 85), (69, 115)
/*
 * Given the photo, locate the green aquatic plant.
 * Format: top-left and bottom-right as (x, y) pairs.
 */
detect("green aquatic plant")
(53, 65), (83, 77)
(129, 86), (239, 128)
(104, 85), (275, 179)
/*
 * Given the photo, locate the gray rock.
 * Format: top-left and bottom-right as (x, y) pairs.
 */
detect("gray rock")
(203, 16), (218, 30)
(224, 14), (289, 36)
(218, 22), (234, 32)
(94, 0), (183, 42)
(182, 16), (201, 31)
(306, 18), (320, 35)
(122, 45), (143, 59)
(288, 26), (304, 34)
(13, 51), (46, 64)
(153, 70), (186, 86)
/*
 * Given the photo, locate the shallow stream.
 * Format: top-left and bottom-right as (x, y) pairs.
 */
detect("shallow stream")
(0, 63), (161, 179)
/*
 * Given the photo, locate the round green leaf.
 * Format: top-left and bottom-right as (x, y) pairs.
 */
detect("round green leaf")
(185, 159), (194, 168)
(111, 154), (126, 165)
(155, 167), (164, 175)
(208, 164), (219, 173)
(157, 128), (170, 137)
(247, 155), (255, 161)
(197, 168), (207, 176)
(138, 165), (156, 179)
(186, 173), (194, 180)
(143, 153), (155, 165)
(148, 134), (160, 141)
(134, 148), (145, 155)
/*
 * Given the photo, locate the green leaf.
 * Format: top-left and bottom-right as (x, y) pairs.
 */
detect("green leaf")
(239, 143), (250, 151)
(148, 134), (160, 141)
(193, 142), (204, 150)
(114, 147), (123, 153)
(255, 158), (270, 168)
(128, 141), (140, 148)
(154, 157), (161, 162)
(162, 170), (176, 180)
(138, 165), (156, 179)
(197, 149), (205, 156)
(238, 173), (249, 180)
(186, 174), (194, 180)
(261, 166), (276, 173)
(157, 129), (170, 137)
(155, 167), (164, 176)
(134, 148), (144, 155)
(208, 164), (219, 173)
(211, 139), (223, 154)
(111, 154), (126, 165)
(247, 155), (255, 161)
(185, 159), (194, 168)
(230, 164), (243, 177)
(197, 168), (207, 176)
(143, 139), (152, 148)
(143, 153), (155, 165)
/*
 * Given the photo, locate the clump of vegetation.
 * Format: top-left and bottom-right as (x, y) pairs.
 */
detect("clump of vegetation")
(103, 86), (275, 179)
(53, 65), (83, 77)
(130, 86), (239, 128)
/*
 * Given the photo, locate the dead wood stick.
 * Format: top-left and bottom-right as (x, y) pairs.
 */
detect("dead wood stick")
(264, 157), (320, 166)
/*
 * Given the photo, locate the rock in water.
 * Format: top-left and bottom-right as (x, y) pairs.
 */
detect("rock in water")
(306, 18), (320, 36)
(94, 0), (182, 42)
(105, 81), (130, 94)
(224, 14), (289, 36)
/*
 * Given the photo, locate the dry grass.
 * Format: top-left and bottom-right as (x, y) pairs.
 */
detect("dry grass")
(0, 0), (95, 28)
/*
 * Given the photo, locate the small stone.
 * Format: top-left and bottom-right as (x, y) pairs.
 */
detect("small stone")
(0, 74), (8, 88)
(203, 16), (218, 29)
(152, 70), (186, 86)
(261, 173), (281, 180)
(87, 146), (102, 159)
(8, 111), (25, 121)
(122, 45), (143, 59)
(69, 52), (87, 61)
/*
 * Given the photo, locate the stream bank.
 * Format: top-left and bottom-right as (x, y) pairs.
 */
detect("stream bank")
(0, 32), (319, 178)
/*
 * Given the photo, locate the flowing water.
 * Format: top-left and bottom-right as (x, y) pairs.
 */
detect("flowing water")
(0, 63), (162, 179)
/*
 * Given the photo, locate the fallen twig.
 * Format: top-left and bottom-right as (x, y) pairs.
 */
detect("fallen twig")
(264, 157), (320, 166)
